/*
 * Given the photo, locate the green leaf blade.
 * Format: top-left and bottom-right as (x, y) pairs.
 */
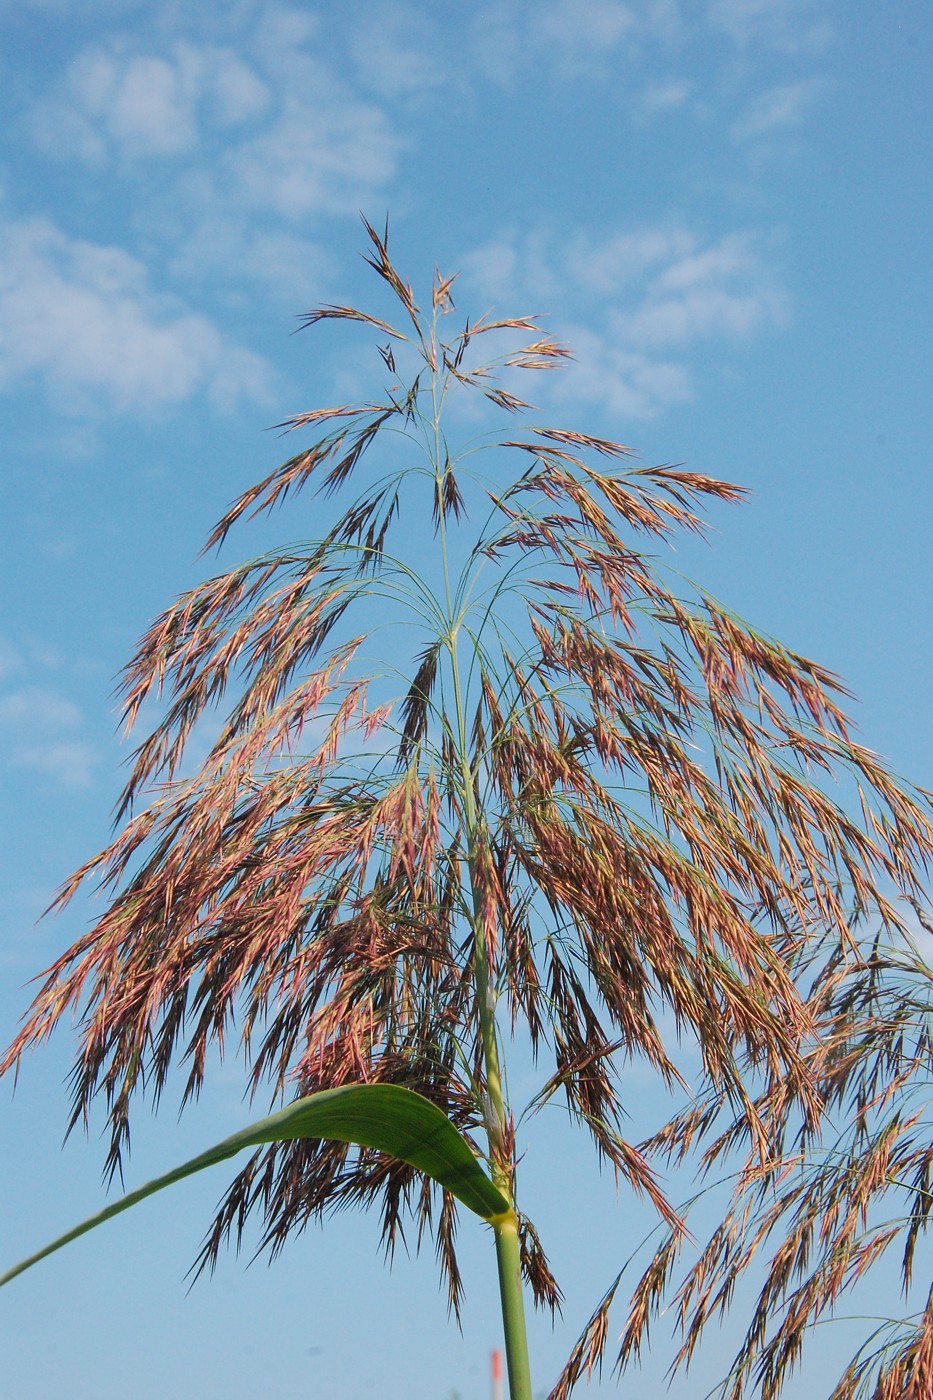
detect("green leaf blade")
(0, 1084), (509, 1288)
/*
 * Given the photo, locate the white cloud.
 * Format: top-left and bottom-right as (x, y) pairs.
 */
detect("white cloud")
(637, 78), (692, 116)
(223, 92), (398, 221)
(618, 232), (789, 348)
(0, 217), (273, 415)
(732, 77), (824, 140)
(564, 228), (695, 295)
(87, 51), (199, 155)
(168, 221), (334, 304)
(25, 21), (399, 285)
(14, 738), (97, 788)
(28, 27), (395, 209)
(461, 229), (563, 305)
(462, 222), (788, 418)
(348, 7), (447, 100)
(470, 0), (686, 83)
(208, 21), (401, 222)
(30, 41), (271, 164)
(249, 2), (322, 69)
(0, 684), (95, 788)
(706, 0), (832, 53)
(0, 688), (81, 730)
(617, 285), (775, 349)
(0, 638), (25, 683)
(33, 47), (197, 161)
(209, 50), (271, 126)
(539, 0), (638, 49)
(0, 0), (129, 9)
(557, 326), (693, 418)
(644, 0), (687, 42)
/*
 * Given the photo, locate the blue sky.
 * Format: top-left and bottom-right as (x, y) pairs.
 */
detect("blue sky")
(1, 2), (932, 1397)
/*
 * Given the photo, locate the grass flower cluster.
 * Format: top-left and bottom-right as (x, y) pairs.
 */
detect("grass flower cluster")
(4, 221), (933, 1399)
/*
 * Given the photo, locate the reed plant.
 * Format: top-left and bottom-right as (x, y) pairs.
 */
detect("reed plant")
(4, 220), (933, 1399)
(623, 908), (933, 1400)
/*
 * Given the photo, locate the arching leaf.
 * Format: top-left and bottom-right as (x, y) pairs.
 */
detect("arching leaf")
(0, 1084), (509, 1288)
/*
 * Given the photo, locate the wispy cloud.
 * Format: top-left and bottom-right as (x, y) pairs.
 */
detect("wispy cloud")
(0, 635), (105, 790)
(27, 17), (400, 233)
(12, 0), (833, 313)
(616, 232), (788, 345)
(462, 222), (788, 417)
(556, 329), (694, 419)
(0, 664), (96, 789)
(467, 0), (831, 85)
(636, 77), (693, 118)
(347, 5), (448, 100)
(3, 1), (827, 421)
(167, 223), (335, 305)
(537, 0), (639, 54)
(222, 92), (398, 221)
(470, 0), (684, 84)
(0, 638), (25, 683)
(0, 0), (136, 10)
(706, 0), (832, 54)
(31, 46), (205, 161)
(18, 7), (402, 317)
(732, 76), (825, 140)
(0, 217), (273, 415)
(28, 31), (278, 166)
(564, 227), (695, 295)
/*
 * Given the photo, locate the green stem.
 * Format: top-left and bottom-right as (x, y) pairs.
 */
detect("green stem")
(494, 1212), (534, 1400)
(430, 352), (533, 1400)
(471, 873), (533, 1400)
